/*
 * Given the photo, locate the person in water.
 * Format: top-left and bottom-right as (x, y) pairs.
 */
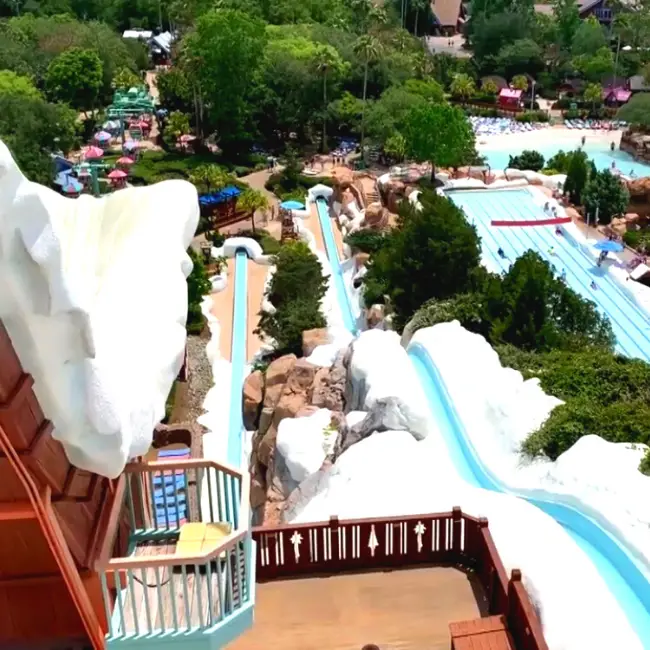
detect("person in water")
(497, 247), (506, 259)
(555, 226), (563, 236)
(561, 268), (567, 281)
(548, 246), (556, 256)
(591, 280), (598, 290)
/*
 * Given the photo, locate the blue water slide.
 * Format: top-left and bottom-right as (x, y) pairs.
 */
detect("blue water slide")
(315, 198), (358, 334)
(227, 249), (249, 467)
(408, 342), (650, 647)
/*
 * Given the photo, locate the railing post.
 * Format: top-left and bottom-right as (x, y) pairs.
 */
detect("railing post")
(508, 568), (522, 620)
(452, 507), (462, 557)
(330, 516), (341, 568)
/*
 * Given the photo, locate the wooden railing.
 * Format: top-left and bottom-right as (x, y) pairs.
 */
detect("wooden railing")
(252, 507), (548, 650)
(96, 459), (253, 640)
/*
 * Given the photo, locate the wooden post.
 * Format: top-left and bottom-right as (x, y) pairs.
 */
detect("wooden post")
(452, 507), (462, 556)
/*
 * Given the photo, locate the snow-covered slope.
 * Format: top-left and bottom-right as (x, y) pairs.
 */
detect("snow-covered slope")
(285, 327), (646, 650)
(0, 140), (198, 477)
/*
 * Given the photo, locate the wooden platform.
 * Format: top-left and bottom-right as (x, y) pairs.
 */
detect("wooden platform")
(450, 616), (515, 650)
(116, 541), (221, 634)
(229, 566), (487, 650)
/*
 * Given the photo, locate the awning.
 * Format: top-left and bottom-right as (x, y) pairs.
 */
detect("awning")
(630, 263), (650, 280)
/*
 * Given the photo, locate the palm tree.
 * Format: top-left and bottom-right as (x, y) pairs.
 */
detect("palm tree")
(314, 46), (339, 153)
(189, 165), (232, 195)
(353, 34), (382, 165)
(450, 73), (476, 104)
(238, 187), (270, 233)
(584, 82), (602, 114)
(511, 75), (529, 93)
(411, 0), (428, 37)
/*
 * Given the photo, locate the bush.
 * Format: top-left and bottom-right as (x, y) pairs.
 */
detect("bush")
(186, 247), (212, 334)
(583, 169), (630, 225)
(515, 110), (549, 123)
(345, 229), (388, 255)
(508, 150), (545, 172)
(234, 229), (281, 255)
(256, 241), (328, 355)
(264, 170), (333, 201)
(623, 230), (641, 249)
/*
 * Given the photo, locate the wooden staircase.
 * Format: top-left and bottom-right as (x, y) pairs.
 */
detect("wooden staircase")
(0, 320), (118, 648)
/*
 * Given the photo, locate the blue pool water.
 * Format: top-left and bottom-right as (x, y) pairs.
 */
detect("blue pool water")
(409, 343), (650, 647)
(481, 142), (650, 176)
(449, 189), (650, 361)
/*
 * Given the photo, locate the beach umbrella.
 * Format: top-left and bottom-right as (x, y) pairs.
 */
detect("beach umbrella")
(594, 240), (624, 253)
(116, 156), (134, 165)
(179, 134), (196, 143)
(123, 140), (139, 151)
(280, 200), (305, 210)
(84, 146), (104, 160)
(108, 169), (127, 180)
(94, 131), (111, 142)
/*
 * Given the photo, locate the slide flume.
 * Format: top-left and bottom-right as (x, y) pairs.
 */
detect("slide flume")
(408, 342), (650, 647)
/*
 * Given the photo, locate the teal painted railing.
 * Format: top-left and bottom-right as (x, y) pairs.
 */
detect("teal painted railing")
(96, 459), (253, 644)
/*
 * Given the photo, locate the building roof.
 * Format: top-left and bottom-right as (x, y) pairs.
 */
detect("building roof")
(151, 31), (174, 54)
(629, 74), (650, 91)
(123, 29), (153, 40)
(499, 88), (523, 99)
(603, 88), (632, 102)
(430, 0), (463, 27)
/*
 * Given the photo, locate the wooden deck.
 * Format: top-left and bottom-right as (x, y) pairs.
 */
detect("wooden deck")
(229, 566), (488, 650)
(116, 541), (221, 634)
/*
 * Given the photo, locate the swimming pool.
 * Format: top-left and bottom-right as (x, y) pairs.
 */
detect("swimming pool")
(448, 188), (650, 361)
(480, 143), (650, 176)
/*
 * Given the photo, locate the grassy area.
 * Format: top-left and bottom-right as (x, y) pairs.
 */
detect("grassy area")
(233, 228), (282, 254)
(265, 170), (333, 201)
(129, 150), (267, 187)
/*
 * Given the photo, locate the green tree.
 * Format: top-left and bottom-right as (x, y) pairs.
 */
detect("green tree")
(482, 79), (498, 96)
(583, 82), (602, 112)
(0, 93), (78, 183)
(508, 150), (544, 171)
(411, 0), (428, 36)
(189, 164), (233, 195)
(365, 84), (427, 146)
(571, 16), (607, 57)
(553, 0), (581, 51)
(182, 9), (267, 151)
(329, 91), (363, 135)
(45, 47), (103, 111)
(112, 66), (141, 91)
(403, 103), (476, 182)
(313, 44), (346, 153)
(256, 241), (328, 355)
(384, 132), (407, 161)
(617, 93), (650, 127)
(450, 72), (476, 102)
(0, 69), (41, 98)
(186, 247), (212, 335)
(582, 169), (629, 225)
(363, 191), (483, 328)
(563, 149), (589, 205)
(238, 187), (270, 233)
(497, 39), (543, 78)
(511, 74), (528, 92)
(353, 33), (382, 163)
(488, 250), (614, 350)
(163, 111), (190, 147)
(572, 47), (614, 83)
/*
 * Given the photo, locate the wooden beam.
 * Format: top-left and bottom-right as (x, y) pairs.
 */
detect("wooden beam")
(0, 500), (36, 521)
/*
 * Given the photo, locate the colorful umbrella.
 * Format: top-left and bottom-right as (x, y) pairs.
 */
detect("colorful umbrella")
(94, 131), (111, 142)
(123, 140), (139, 151)
(84, 146), (104, 160)
(179, 134), (196, 143)
(108, 169), (127, 180)
(116, 156), (135, 165)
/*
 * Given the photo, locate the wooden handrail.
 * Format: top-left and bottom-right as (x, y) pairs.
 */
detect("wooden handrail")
(94, 475), (126, 569)
(125, 457), (243, 479)
(106, 528), (249, 569)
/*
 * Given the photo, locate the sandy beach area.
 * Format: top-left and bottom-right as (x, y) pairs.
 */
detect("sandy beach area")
(476, 125), (623, 153)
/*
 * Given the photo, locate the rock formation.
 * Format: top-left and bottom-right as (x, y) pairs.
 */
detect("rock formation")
(247, 350), (347, 523)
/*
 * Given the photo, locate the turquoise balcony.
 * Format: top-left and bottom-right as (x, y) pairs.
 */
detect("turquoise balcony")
(96, 458), (254, 650)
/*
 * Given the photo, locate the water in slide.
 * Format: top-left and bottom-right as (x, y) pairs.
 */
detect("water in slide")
(408, 343), (650, 647)
(450, 189), (650, 361)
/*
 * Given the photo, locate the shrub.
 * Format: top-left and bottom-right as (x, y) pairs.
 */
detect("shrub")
(345, 229), (388, 255)
(515, 110), (549, 123)
(583, 169), (630, 225)
(235, 229), (281, 255)
(256, 241), (328, 355)
(186, 247), (212, 334)
(508, 150), (545, 171)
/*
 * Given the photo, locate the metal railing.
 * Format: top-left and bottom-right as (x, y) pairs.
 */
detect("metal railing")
(253, 508), (548, 650)
(96, 459), (252, 640)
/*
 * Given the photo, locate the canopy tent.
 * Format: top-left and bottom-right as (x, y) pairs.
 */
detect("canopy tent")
(108, 169), (127, 179)
(116, 156), (135, 165)
(94, 131), (112, 142)
(84, 146), (104, 160)
(198, 186), (242, 206)
(123, 140), (140, 151)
